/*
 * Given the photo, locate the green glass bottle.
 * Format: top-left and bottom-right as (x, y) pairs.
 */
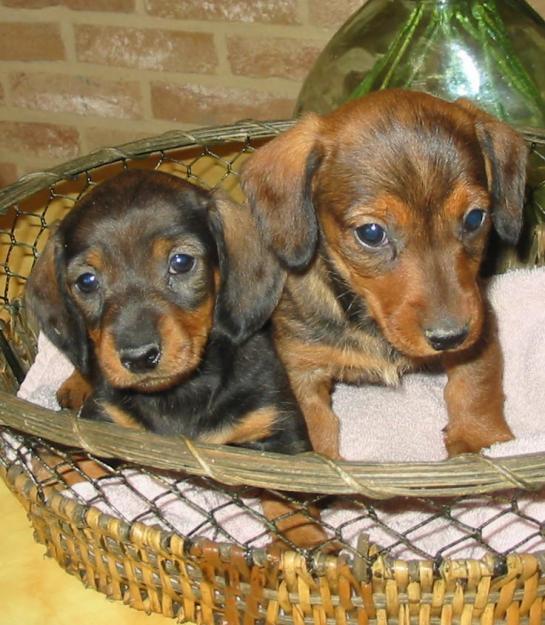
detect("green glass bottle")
(296, 0), (545, 126)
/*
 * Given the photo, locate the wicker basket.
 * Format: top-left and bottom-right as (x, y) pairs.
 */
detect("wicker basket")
(2, 120), (545, 625)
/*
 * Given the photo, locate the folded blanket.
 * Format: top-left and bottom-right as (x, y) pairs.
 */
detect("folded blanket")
(13, 267), (545, 559)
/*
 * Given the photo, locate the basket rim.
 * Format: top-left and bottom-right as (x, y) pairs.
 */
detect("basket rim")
(2, 390), (545, 498)
(0, 119), (544, 212)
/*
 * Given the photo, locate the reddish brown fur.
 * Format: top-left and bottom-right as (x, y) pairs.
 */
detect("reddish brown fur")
(242, 89), (527, 458)
(442, 314), (511, 454)
(261, 494), (331, 552)
(151, 238), (175, 261)
(84, 248), (105, 272)
(56, 369), (92, 409)
(33, 451), (109, 488)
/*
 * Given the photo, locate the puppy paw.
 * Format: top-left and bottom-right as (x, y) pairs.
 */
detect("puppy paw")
(444, 424), (514, 457)
(56, 370), (92, 410)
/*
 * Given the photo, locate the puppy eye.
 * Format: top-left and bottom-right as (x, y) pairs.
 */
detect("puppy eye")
(354, 223), (389, 248)
(169, 253), (195, 274)
(463, 208), (486, 233)
(75, 272), (98, 294)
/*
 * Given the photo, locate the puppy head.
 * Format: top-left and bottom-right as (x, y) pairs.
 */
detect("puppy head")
(241, 89), (528, 358)
(26, 169), (284, 391)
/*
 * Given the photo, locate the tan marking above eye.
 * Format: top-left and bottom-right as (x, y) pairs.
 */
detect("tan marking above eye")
(151, 238), (173, 262)
(442, 183), (489, 220)
(151, 237), (206, 264)
(84, 248), (105, 271)
(346, 193), (413, 230)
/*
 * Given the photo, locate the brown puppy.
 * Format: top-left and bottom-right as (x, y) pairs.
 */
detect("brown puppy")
(241, 89), (527, 459)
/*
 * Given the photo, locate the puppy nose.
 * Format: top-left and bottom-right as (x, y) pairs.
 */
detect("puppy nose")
(120, 344), (161, 372)
(424, 325), (469, 351)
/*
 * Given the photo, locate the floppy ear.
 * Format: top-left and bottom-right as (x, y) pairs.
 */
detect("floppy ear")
(25, 228), (90, 374)
(240, 114), (324, 270)
(456, 98), (528, 244)
(208, 194), (287, 344)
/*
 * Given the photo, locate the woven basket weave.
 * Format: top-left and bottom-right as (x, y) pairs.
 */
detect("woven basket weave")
(2, 120), (545, 625)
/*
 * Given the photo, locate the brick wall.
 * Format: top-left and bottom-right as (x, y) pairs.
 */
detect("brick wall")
(0, 0), (544, 186)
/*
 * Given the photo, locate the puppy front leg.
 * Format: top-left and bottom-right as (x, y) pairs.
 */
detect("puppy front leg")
(290, 370), (340, 459)
(442, 312), (513, 456)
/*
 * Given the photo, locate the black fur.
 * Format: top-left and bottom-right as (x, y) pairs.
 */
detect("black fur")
(26, 169), (309, 455)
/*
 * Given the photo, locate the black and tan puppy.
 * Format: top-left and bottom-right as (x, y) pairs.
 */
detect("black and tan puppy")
(241, 89), (528, 459)
(25, 169), (325, 548)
